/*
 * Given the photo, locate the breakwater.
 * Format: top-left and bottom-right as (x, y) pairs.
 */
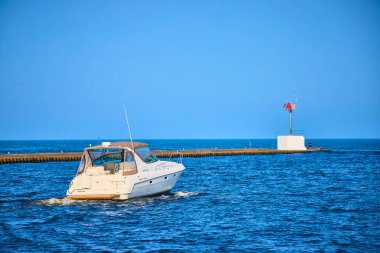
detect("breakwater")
(0, 148), (331, 164)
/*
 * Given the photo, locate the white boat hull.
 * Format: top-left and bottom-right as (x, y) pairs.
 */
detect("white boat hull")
(128, 171), (183, 199)
(66, 163), (184, 200)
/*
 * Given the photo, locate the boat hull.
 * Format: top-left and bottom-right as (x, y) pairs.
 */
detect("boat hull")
(127, 171), (183, 199)
(66, 194), (120, 200)
(66, 170), (183, 200)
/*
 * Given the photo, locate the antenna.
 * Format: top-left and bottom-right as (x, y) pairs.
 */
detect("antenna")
(123, 104), (134, 150)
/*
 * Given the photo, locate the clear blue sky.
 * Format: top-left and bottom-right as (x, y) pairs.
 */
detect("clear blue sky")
(0, 0), (379, 140)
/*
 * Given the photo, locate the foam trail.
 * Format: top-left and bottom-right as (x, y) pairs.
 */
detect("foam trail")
(174, 191), (199, 197)
(37, 198), (75, 206)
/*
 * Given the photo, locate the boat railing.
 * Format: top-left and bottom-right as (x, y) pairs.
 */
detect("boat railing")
(167, 150), (184, 164)
(178, 152), (184, 164)
(155, 151), (184, 171)
(163, 150), (183, 164)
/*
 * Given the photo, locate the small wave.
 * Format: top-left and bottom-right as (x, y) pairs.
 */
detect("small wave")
(35, 192), (198, 206)
(174, 191), (199, 197)
(36, 198), (75, 206)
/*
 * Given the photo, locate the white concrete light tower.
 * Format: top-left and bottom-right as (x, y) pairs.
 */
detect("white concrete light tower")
(277, 102), (306, 151)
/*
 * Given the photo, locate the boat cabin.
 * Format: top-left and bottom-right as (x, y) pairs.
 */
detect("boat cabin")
(76, 142), (158, 176)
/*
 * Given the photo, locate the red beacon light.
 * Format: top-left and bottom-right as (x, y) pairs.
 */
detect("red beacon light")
(283, 102), (296, 135)
(284, 102), (296, 111)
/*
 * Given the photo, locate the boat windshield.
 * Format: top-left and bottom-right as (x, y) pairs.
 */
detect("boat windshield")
(135, 147), (158, 163)
(88, 148), (124, 166)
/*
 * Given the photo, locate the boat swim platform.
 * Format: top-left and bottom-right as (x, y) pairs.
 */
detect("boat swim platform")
(0, 148), (331, 164)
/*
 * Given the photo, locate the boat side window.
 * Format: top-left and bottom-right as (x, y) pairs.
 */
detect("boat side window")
(123, 150), (137, 175)
(76, 154), (86, 175)
(135, 147), (158, 163)
(124, 151), (135, 163)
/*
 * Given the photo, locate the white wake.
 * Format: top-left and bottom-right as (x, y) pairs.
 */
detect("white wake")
(174, 191), (199, 197)
(36, 198), (76, 206)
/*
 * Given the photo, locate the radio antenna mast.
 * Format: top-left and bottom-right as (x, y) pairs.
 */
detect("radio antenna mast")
(123, 104), (134, 150)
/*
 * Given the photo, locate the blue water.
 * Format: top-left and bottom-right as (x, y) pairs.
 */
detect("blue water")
(0, 139), (379, 252)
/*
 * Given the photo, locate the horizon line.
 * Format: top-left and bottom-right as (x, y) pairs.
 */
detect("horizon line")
(0, 137), (379, 141)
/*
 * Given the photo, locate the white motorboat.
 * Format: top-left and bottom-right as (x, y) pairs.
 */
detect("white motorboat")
(66, 141), (185, 200)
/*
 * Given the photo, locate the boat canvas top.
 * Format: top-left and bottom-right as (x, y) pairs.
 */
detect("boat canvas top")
(86, 142), (148, 150)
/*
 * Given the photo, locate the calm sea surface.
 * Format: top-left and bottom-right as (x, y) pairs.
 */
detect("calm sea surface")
(0, 139), (379, 252)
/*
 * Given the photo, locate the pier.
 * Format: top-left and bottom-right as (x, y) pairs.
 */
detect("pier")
(0, 148), (331, 164)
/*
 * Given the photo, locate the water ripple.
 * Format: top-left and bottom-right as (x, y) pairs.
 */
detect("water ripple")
(0, 139), (380, 251)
